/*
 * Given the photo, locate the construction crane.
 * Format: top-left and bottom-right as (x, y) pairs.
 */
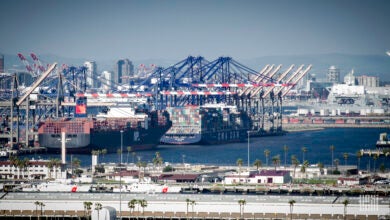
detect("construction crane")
(17, 53), (36, 77)
(30, 53), (46, 74)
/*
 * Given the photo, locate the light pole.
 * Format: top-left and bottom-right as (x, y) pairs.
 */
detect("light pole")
(120, 130), (123, 219)
(247, 131), (250, 170)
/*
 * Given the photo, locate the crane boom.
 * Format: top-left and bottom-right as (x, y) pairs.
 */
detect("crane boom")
(271, 64), (304, 97)
(238, 64), (270, 96)
(250, 64), (282, 98)
(261, 64), (294, 98)
(240, 64), (274, 96)
(16, 63), (57, 106)
(281, 65), (312, 97)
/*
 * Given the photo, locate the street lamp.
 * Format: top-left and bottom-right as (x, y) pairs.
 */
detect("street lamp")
(119, 130), (123, 219)
(247, 131), (250, 170)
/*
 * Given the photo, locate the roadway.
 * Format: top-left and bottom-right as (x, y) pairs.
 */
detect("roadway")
(1, 192), (389, 217)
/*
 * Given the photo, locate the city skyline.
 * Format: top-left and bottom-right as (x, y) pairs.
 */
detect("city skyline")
(0, 0), (389, 61)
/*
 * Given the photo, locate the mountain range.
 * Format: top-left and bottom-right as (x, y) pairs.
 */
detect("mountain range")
(2, 53), (390, 82)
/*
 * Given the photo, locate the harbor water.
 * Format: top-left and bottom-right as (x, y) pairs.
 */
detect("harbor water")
(17, 128), (390, 169)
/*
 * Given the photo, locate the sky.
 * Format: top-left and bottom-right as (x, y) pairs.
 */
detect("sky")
(0, 0), (389, 61)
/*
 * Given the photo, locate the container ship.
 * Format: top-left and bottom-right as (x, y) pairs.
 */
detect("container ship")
(160, 104), (251, 145)
(38, 98), (171, 153)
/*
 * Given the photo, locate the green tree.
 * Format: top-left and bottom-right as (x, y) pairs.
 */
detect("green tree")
(343, 153), (349, 166)
(379, 163), (386, 173)
(94, 203), (102, 220)
(236, 158), (243, 183)
(128, 199), (137, 213)
(34, 201), (40, 215)
(185, 198), (191, 214)
(289, 199), (296, 220)
(334, 158), (340, 174)
(117, 149), (122, 164)
(127, 146), (132, 164)
(83, 201), (93, 217)
(330, 145), (335, 170)
(264, 149), (270, 166)
(342, 199), (349, 220)
(283, 145), (289, 166)
(317, 162), (324, 175)
(101, 148), (107, 159)
(291, 155), (300, 179)
(238, 199), (246, 217)
(372, 153), (378, 172)
(356, 150), (362, 170)
(253, 159), (262, 171)
(153, 151), (163, 169)
(272, 155), (281, 170)
(301, 147), (307, 162)
(301, 160), (309, 177)
(139, 199), (147, 214)
(132, 152), (136, 164)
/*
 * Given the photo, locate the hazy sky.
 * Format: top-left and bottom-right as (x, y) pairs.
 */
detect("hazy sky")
(1, 0), (389, 61)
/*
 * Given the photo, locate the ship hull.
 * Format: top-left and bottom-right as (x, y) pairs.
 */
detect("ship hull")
(40, 127), (168, 153)
(160, 129), (247, 145)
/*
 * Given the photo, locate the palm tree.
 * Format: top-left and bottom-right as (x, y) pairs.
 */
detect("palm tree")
(132, 152), (136, 164)
(95, 203), (102, 220)
(117, 149), (122, 164)
(301, 160), (309, 178)
(291, 155), (300, 179)
(301, 147), (307, 162)
(47, 158), (55, 179)
(283, 145), (289, 166)
(372, 153), (378, 172)
(190, 200), (196, 218)
(20, 157), (29, 179)
(238, 199), (246, 217)
(342, 199), (349, 220)
(330, 145), (335, 170)
(72, 157), (81, 176)
(153, 152), (163, 169)
(343, 153), (349, 166)
(127, 146), (132, 164)
(264, 149), (270, 166)
(317, 162), (324, 175)
(334, 158), (340, 173)
(356, 150), (362, 170)
(128, 199), (137, 213)
(236, 158), (243, 183)
(271, 155), (280, 171)
(34, 201), (40, 215)
(289, 199), (296, 220)
(253, 159), (262, 171)
(101, 148), (107, 160)
(83, 201), (93, 217)
(139, 199), (147, 214)
(185, 198), (191, 214)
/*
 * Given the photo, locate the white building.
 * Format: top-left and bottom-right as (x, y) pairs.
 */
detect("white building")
(224, 170), (291, 184)
(101, 70), (114, 91)
(0, 159), (65, 180)
(84, 61), (98, 88)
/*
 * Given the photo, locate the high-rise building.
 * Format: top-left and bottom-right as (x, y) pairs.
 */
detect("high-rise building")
(115, 59), (134, 85)
(0, 54), (4, 73)
(102, 70), (114, 91)
(327, 66), (340, 83)
(356, 75), (379, 87)
(84, 61), (98, 88)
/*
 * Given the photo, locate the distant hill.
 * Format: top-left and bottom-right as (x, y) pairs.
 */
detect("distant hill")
(3, 53), (390, 81)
